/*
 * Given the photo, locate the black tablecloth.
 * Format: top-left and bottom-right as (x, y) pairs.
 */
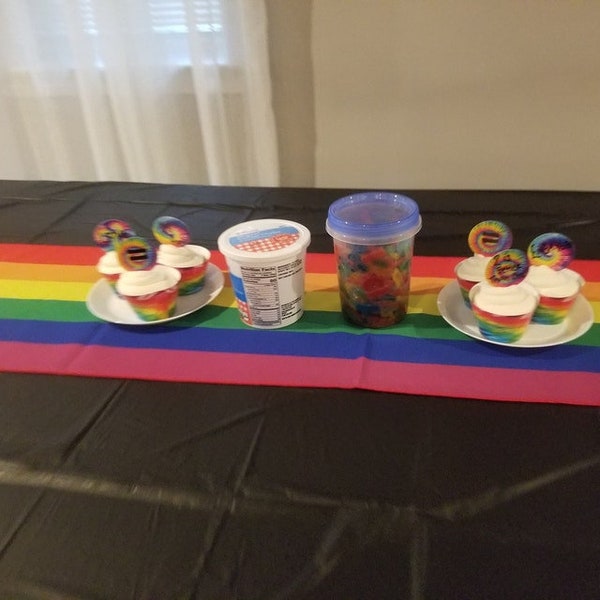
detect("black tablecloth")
(1, 181), (599, 599)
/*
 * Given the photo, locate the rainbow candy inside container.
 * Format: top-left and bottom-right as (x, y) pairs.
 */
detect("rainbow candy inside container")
(326, 193), (422, 328)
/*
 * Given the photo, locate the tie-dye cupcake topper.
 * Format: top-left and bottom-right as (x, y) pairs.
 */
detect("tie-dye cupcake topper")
(152, 216), (190, 247)
(93, 219), (135, 251)
(116, 236), (157, 271)
(468, 220), (513, 257)
(485, 249), (529, 287)
(527, 233), (575, 271)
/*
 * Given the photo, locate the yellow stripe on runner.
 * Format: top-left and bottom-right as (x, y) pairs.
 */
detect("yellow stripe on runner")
(2, 274), (598, 323)
(589, 299), (600, 322)
(304, 272), (338, 292)
(0, 262), (98, 282)
(0, 280), (93, 301)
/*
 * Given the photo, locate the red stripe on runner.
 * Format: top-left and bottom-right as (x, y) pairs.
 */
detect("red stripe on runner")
(305, 253), (336, 273)
(0, 244), (103, 265)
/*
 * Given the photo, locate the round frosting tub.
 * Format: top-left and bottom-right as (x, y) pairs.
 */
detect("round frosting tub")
(217, 219), (311, 329)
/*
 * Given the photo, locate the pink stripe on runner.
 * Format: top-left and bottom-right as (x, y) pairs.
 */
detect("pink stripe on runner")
(1, 341), (599, 406)
(359, 359), (600, 406)
(0, 342), (361, 389)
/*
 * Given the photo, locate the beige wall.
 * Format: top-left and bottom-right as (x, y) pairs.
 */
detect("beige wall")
(269, 1), (600, 191)
(266, 0), (316, 187)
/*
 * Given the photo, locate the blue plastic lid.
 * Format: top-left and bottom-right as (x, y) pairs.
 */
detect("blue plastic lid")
(326, 192), (422, 245)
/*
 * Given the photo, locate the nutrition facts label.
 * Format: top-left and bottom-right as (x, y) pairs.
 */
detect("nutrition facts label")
(240, 258), (304, 327)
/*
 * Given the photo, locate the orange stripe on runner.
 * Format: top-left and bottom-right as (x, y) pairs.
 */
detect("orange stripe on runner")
(0, 262), (98, 282)
(2, 244), (600, 283)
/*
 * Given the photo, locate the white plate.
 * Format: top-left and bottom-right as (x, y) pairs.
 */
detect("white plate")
(437, 280), (594, 348)
(86, 263), (225, 325)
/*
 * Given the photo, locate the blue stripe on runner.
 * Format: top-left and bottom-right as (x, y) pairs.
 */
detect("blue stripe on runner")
(1, 319), (599, 374)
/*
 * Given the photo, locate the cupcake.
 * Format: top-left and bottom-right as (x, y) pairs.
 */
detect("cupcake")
(525, 233), (583, 325)
(96, 250), (125, 292)
(152, 216), (210, 295)
(455, 255), (491, 307)
(455, 220), (512, 307)
(115, 236), (181, 321)
(93, 219), (136, 293)
(469, 249), (539, 343)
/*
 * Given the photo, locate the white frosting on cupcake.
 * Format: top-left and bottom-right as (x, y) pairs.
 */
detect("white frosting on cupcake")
(471, 282), (539, 316)
(455, 254), (490, 282)
(525, 265), (582, 298)
(97, 250), (123, 275)
(157, 244), (209, 268)
(116, 265), (180, 296)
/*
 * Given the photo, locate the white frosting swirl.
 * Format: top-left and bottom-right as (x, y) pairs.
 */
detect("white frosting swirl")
(157, 244), (209, 268)
(116, 265), (180, 296)
(471, 282), (539, 316)
(97, 250), (123, 275)
(455, 254), (489, 282)
(525, 265), (582, 298)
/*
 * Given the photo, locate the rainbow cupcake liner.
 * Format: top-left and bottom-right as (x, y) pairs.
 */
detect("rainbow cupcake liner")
(472, 305), (534, 343)
(101, 272), (120, 290)
(122, 285), (178, 321)
(532, 293), (578, 325)
(176, 263), (208, 296)
(456, 277), (477, 308)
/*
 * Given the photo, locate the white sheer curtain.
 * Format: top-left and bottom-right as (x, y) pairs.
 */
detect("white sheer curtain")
(0, 0), (279, 185)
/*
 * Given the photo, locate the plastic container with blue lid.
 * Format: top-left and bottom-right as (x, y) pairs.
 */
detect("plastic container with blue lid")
(326, 192), (422, 328)
(326, 192), (422, 245)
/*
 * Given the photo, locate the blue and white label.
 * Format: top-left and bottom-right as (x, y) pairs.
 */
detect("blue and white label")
(229, 226), (301, 253)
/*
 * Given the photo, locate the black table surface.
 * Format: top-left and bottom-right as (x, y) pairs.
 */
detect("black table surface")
(1, 181), (599, 599)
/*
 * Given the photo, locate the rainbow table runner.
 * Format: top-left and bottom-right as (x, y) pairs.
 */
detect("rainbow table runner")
(1, 244), (599, 406)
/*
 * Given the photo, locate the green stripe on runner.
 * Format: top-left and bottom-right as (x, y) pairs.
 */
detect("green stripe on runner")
(1, 298), (599, 347)
(0, 299), (93, 322)
(180, 307), (600, 346)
